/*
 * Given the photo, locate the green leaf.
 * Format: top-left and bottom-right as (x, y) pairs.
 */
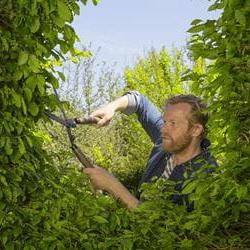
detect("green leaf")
(191, 19), (202, 25)
(57, 0), (72, 22)
(237, 186), (248, 200)
(0, 137), (5, 148)
(18, 138), (26, 155)
(81, 0), (88, 5)
(72, 49), (92, 57)
(18, 51), (29, 65)
(93, 215), (108, 224)
(71, 57), (79, 64)
(187, 24), (206, 33)
(2, 236), (7, 246)
(28, 102), (39, 116)
(24, 87), (33, 102)
(182, 181), (197, 194)
(21, 98), (27, 115)
(12, 92), (22, 108)
(36, 75), (45, 95)
(49, 75), (59, 88)
(31, 17), (40, 33)
(25, 135), (33, 148)
(92, 0), (100, 5)
(0, 175), (8, 186)
(28, 55), (40, 73)
(54, 16), (65, 28)
(235, 10), (246, 27)
(13, 70), (23, 81)
(26, 76), (37, 93)
(208, 3), (224, 11)
(4, 137), (13, 156)
(3, 186), (12, 202)
(58, 71), (65, 81)
(64, 25), (75, 41)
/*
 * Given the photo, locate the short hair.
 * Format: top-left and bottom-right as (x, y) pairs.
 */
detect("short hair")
(164, 94), (209, 138)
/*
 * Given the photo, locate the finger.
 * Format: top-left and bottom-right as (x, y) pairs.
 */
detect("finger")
(97, 117), (110, 127)
(90, 110), (105, 118)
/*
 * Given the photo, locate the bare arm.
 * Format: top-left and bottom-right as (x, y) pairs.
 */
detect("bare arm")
(89, 95), (129, 127)
(83, 167), (139, 210)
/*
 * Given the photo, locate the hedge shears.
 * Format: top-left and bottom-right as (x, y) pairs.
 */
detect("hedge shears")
(45, 87), (98, 169)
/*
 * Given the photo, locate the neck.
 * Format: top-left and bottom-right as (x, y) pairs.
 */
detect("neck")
(173, 142), (201, 166)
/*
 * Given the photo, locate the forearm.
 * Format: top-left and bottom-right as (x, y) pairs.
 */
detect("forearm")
(107, 95), (129, 113)
(107, 181), (139, 210)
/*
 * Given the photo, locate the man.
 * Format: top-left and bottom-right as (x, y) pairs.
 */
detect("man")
(80, 91), (216, 210)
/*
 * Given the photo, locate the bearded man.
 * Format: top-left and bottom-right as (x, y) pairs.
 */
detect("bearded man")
(78, 91), (216, 210)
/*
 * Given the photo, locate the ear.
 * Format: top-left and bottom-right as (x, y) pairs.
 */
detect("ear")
(191, 124), (204, 137)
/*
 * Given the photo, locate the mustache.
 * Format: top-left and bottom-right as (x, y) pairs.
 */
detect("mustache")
(161, 135), (173, 140)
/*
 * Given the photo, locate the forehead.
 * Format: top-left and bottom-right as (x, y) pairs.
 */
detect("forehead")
(163, 103), (192, 120)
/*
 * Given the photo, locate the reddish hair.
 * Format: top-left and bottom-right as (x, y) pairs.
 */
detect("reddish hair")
(165, 94), (208, 138)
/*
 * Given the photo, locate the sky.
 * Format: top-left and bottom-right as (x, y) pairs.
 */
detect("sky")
(72, 0), (220, 72)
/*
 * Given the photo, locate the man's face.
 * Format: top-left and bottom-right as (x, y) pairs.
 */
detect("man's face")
(161, 103), (194, 153)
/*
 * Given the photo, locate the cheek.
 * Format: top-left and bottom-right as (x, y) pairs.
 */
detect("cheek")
(174, 126), (190, 139)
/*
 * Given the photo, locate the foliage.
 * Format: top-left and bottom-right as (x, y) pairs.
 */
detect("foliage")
(180, 0), (250, 247)
(1, 0), (249, 249)
(0, 0), (114, 248)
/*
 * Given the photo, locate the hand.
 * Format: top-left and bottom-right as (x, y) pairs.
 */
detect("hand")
(90, 103), (116, 127)
(83, 166), (119, 192)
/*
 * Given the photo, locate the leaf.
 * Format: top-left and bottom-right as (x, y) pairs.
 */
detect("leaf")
(71, 3), (80, 15)
(24, 87), (33, 102)
(58, 71), (65, 81)
(21, 98), (27, 115)
(235, 10), (246, 27)
(25, 135), (33, 148)
(4, 137), (13, 156)
(2, 236), (7, 246)
(18, 138), (26, 155)
(0, 137), (5, 148)
(236, 186), (248, 200)
(182, 181), (197, 194)
(64, 25), (75, 41)
(93, 215), (108, 224)
(3, 186), (12, 202)
(191, 19), (202, 25)
(36, 75), (45, 95)
(31, 17), (40, 33)
(92, 0), (100, 5)
(12, 92), (22, 108)
(0, 175), (8, 186)
(18, 51), (29, 65)
(25, 76), (37, 93)
(28, 55), (40, 73)
(71, 57), (79, 64)
(208, 3), (224, 11)
(187, 24), (206, 33)
(57, 0), (72, 22)
(81, 0), (88, 4)
(28, 102), (39, 116)
(13, 70), (23, 81)
(72, 49), (92, 57)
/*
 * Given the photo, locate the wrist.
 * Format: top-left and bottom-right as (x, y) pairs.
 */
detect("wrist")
(107, 180), (139, 210)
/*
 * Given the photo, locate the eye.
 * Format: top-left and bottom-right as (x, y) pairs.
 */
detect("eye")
(171, 121), (176, 126)
(163, 120), (176, 126)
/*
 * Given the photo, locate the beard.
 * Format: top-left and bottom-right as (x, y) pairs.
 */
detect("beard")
(162, 133), (193, 153)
